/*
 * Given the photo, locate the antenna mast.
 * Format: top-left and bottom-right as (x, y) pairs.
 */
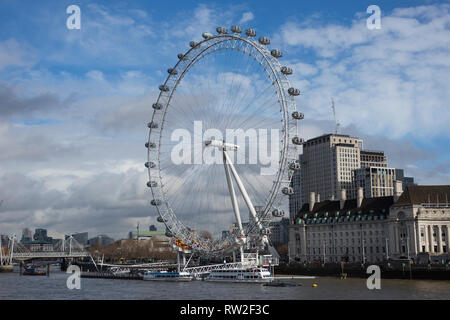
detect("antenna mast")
(331, 98), (340, 134)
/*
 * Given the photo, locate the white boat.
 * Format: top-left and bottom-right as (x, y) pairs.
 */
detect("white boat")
(143, 270), (192, 282)
(205, 267), (273, 283)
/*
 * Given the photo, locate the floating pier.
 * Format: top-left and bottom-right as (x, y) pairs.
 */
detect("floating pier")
(81, 272), (143, 280)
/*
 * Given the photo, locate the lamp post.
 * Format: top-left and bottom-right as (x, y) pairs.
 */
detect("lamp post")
(385, 237), (389, 260)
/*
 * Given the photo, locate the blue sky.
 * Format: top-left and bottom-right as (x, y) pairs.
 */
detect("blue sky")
(0, 0), (449, 239)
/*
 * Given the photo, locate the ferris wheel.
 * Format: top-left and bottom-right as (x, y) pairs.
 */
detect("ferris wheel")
(146, 25), (303, 257)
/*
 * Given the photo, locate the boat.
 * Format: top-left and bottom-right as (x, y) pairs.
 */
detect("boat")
(23, 267), (46, 276)
(205, 267), (273, 283)
(263, 280), (300, 287)
(0, 264), (13, 273)
(143, 270), (192, 281)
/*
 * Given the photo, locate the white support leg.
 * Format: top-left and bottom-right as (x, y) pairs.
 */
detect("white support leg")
(223, 152), (244, 235)
(223, 151), (262, 230)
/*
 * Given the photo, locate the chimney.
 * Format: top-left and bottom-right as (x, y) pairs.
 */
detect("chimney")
(316, 193), (321, 203)
(394, 180), (403, 202)
(309, 192), (315, 212)
(357, 187), (363, 208)
(340, 189), (346, 210)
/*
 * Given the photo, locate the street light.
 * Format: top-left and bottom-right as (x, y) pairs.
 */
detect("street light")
(385, 237), (389, 260)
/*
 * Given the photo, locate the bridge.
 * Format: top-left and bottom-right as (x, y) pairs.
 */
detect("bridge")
(12, 251), (89, 260)
(1, 234), (91, 263)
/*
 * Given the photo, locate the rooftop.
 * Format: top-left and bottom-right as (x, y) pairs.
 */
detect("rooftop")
(294, 196), (393, 224)
(393, 185), (450, 207)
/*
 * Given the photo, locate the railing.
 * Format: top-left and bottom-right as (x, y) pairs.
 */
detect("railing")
(183, 262), (247, 276)
(12, 251), (89, 259)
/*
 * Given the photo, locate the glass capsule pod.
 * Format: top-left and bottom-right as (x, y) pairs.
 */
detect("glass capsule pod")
(271, 49), (282, 58)
(258, 37), (270, 45)
(152, 103), (162, 110)
(147, 121), (158, 128)
(292, 136), (304, 145)
(157, 216), (167, 223)
(202, 32), (213, 39)
(165, 230), (173, 237)
(282, 187), (294, 195)
(145, 161), (156, 168)
(189, 41), (198, 48)
(245, 29), (256, 37)
(288, 87), (300, 96)
(145, 142), (156, 149)
(159, 85), (169, 92)
(150, 199), (161, 206)
(167, 68), (178, 75)
(230, 25), (242, 33)
(177, 53), (188, 60)
(216, 27), (227, 34)
(272, 209), (285, 217)
(281, 66), (293, 75)
(289, 162), (301, 170)
(147, 181), (158, 187)
(292, 111), (304, 120)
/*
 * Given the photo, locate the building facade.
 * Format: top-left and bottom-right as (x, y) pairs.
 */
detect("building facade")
(288, 185), (450, 264)
(288, 133), (415, 220)
(289, 188), (392, 263)
(360, 150), (387, 168)
(388, 185), (450, 262)
(355, 166), (397, 198)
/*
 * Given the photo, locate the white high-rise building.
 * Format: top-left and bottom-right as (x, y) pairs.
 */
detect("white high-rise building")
(299, 134), (362, 205)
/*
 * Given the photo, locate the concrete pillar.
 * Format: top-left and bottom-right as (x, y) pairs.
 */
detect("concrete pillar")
(415, 221), (420, 254)
(428, 225), (433, 253)
(340, 189), (346, 210)
(357, 187), (363, 208)
(316, 193), (320, 203)
(445, 225), (450, 253)
(309, 192), (315, 212)
(437, 225), (443, 253)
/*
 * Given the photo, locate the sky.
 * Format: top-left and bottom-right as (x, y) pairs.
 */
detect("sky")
(0, 0), (449, 241)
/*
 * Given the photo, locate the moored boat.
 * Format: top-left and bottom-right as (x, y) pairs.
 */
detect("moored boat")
(205, 267), (273, 283)
(143, 270), (192, 281)
(23, 267), (46, 276)
(0, 264), (13, 273)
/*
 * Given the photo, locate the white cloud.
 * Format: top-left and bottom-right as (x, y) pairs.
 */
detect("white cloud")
(280, 4), (450, 140)
(239, 12), (254, 24)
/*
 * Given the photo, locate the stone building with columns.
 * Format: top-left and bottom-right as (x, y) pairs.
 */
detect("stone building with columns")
(288, 184), (450, 264)
(388, 185), (450, 262)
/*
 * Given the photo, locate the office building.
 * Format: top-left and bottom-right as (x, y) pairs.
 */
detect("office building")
(355, 167), (397, 198)
(395, 169), (416, 190)
(21, 228), (33, 243)
(360, 150), (387, 168)
(298, 133), (362, 209)
(33, 228), (52, 243)
(87, 235), (114, 246)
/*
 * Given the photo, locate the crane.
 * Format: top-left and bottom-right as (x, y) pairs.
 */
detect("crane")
(331, 98), (340, 135)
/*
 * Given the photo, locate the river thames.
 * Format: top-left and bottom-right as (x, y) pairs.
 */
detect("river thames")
(0, 266), (449, 300)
